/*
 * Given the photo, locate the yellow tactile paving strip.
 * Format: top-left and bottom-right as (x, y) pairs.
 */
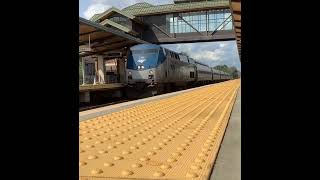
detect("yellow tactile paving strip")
(79, 79), (240, 180)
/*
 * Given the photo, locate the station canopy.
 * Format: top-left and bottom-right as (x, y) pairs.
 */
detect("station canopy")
(230, 0), (241, 58)
(79, 17), (148, 57)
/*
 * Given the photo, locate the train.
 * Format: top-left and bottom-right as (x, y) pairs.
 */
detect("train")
(126, 44), (233, 97)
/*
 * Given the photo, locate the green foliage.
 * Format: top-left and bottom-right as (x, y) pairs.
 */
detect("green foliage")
(214, 65), (240, 78)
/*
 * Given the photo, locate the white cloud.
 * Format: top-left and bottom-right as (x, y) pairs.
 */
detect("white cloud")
(84, 3), (111, 19)
(162, 41), (240, 70)
(170, 43), (226, 62)
(92, 0), (107, 3)
(219, 43), (226, 48)
(82, 0), (174, 19)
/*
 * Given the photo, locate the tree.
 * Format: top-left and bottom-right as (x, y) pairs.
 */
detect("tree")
(214, 65), (240, 78)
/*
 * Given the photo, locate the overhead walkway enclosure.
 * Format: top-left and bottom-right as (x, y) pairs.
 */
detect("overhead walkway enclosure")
(90, 0), (236, 44)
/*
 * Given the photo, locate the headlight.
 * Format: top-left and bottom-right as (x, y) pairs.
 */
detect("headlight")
(149, 70), (153, 74)
(141, 66), (144, 69)
(128, 71), (132, 75)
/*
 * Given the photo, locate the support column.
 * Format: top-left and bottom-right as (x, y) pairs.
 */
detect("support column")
(97, 55), (105, 84)
(81, 57), (86, 85)
(93, 57), (97, 84)
(117, 58), (126, 83)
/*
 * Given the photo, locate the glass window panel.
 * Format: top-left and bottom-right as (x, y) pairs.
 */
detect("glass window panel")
(224, 21), (232, 30)
(191, 20), (195, 27)
(200, 23), (206, 31)
(209, 13), (214, 20)
(209, 20), (216, 31)
(191, 21), (196, 31)
(200, 14), (206, 21)
(181, 21), (185, 28)
(186, 25), (191, 32)
(217, 13), (223, 19)
(189, 24), (194, 32)
(225, 12), (231, 19)
(193, 15), (199, 21)
(217, 18), (223, 24)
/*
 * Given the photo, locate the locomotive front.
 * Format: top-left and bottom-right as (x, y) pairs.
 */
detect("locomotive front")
(127, 44), (164, 89)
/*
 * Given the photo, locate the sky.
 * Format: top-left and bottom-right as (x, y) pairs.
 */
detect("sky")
(79, 0), (241, 70)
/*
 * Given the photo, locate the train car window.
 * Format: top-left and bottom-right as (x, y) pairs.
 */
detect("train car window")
(131, 50), (144, 54)
(144, 49), (158, 54)
(131, 49), (158, 54)
(190, 72), (194, 78)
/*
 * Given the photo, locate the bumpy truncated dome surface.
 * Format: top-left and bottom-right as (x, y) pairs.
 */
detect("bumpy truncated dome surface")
(79, 80), (240, 180)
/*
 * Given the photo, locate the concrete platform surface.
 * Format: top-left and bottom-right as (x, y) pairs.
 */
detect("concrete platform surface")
(79, 83), (125, 92)
(210, 87), (241, 180)
(79, 80), (240, 179)
(80, 83), (221, 121)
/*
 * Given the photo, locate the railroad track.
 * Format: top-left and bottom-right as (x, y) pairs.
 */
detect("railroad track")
(79, 79), (240, 180)
(79, 99), (132, 112)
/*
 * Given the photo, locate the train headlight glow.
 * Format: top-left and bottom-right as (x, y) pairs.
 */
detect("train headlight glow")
(149, 70), (153, 74)
(128, 71), (132, 75)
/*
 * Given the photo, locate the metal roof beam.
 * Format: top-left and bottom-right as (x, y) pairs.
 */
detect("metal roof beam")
(93, 39), (128, 48)
(177, 15), (202, 35)
(211, 14), (232, 36)
(152, 24), (173, 38)
(94, 41), (135, 53)
(79, 17), (148, 44)
(79, 34), (114, 45)
(79, 30), (100, 36)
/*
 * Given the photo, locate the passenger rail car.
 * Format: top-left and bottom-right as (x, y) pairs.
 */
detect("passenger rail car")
(126, 44), (232, 97)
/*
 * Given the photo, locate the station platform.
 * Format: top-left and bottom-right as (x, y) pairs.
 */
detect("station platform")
(79, 83), (125, 92)
(79, 80), (240, 180)
(210, 87), (241, 180)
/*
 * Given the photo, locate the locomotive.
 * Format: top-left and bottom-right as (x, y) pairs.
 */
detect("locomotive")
(126, 44), (232, 97)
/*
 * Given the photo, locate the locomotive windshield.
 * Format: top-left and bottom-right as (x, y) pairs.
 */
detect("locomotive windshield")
(127, 48), (160, 70)
(131, 49), (158, 54)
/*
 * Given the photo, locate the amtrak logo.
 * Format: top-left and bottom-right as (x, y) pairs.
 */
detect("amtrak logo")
(137, 56), (146, 63)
